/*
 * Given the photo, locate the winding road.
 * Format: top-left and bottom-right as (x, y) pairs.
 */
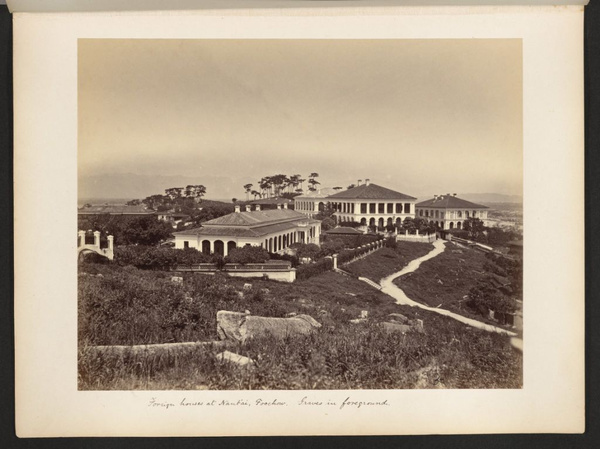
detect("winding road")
(379, 239), (517, 336)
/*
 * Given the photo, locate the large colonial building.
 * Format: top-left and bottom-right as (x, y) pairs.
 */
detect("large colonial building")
(415, 194), (489, 230)
(173, 204), (321, 256)
(296, 179), (416, 229)
(294, 187), (340, 218)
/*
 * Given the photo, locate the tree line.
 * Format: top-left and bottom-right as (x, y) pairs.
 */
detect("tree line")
(126, 184), (207, 212)
(240, 173), (356, 201)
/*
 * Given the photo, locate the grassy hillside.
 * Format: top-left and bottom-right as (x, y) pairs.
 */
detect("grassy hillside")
(344, 242), (433, 282)
(396, 243), (516, 325)
(78, 262), (522, 390)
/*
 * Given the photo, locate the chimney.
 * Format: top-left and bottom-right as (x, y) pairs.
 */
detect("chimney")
(357, 179), (362, 186)
(365, 178), (370, 186)
(235, 205), (241, 213)
(277, 204), (282, 210)
(255, 204), (261, 211)
(453, 193), (457, 197)
(283, 203), (288, 209)
(245, 205), (251, 212)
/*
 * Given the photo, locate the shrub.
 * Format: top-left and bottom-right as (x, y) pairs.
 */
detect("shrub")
(318, 239), (346, 258)
(289, 243), (321, 260)
(384, 237), (397, 249)
(78, 215), (174, 246)
(114, 245), (212, 270)
(225, 246), (270, 264)
(320, 217), (336, 231)
(79, 252), (110, 264)
(296, 258), (334, 280)
(467, 281), (517, 315)
(269, 252), (299, 267)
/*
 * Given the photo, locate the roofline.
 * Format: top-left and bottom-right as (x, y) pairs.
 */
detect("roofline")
(203, 216), (321, 229)
(415, 201), (489, 209)
(173, 217), (321, 237)
(325, 183), (416, 200)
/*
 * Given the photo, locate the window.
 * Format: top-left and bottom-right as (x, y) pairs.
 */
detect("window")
(369, 203), (376, 213)
(419, 209), (423, 217)
(387, 203), (393, 214)
(378, 203), (385, 213)
(183, 241), (189, 249)
(396, 203), (403, 213)
(457, 211), (462, 218)
(404, 203), (411, 214)
(361, 203), (367, 214)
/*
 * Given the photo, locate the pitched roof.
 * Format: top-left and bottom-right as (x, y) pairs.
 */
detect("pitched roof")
(326, 227), (363, 235)
(204, 208), (306, 227)
(173, 208), (320, 238)
(416, 195), (489, 209)
(326, 183), (416, 201)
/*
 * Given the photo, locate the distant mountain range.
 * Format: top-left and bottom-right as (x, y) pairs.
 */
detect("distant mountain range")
(455, 193), (523, 204)
(79, 173), (523, 206)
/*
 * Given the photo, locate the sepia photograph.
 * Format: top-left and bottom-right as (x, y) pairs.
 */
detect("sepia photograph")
(76, 38), (524, 391)
(13, 3), (587, 435)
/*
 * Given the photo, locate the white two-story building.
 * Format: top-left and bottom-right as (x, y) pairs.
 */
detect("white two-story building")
(415, 194), (490, 230)
(325, 179), (417, 229)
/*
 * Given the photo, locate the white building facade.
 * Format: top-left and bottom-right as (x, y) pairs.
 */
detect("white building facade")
(326, 180), (417, 229)
(415, 194), (490, 230)
(173, 204), (321, 256)
(294, 187), (340, 218)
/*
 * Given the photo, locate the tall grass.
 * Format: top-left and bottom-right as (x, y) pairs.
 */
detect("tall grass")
(79, 262), (522, 390)
(78, 315), (521, 390)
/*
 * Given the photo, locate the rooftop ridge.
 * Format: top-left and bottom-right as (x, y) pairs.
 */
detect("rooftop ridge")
(416, 195), (488, 209)
(326, 183), (416, 200)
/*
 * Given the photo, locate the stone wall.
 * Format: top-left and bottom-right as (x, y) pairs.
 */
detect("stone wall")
(396, 232), (436, 243)
(173, 262), (296, 282)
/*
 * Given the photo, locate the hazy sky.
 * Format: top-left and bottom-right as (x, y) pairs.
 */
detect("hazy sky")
(78, 39), (522, 200)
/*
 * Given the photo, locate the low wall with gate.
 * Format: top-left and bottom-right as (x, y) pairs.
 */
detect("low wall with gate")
(173, 262), (296, 282)
(396, 231), (436, 243)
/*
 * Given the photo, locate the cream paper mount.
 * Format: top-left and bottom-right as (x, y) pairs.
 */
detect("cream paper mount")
(14, 4), (584, 437)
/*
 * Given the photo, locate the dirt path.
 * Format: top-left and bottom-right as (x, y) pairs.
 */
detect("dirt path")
(380, 240), (517, 336)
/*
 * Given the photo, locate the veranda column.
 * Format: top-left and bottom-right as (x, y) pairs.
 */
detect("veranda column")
(93, 231), (100, 248)
(78, 230), (85, 247)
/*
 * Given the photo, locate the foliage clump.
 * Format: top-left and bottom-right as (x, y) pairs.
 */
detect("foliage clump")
(225, 246), (270, 264)
(114, 246), (213, 270)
